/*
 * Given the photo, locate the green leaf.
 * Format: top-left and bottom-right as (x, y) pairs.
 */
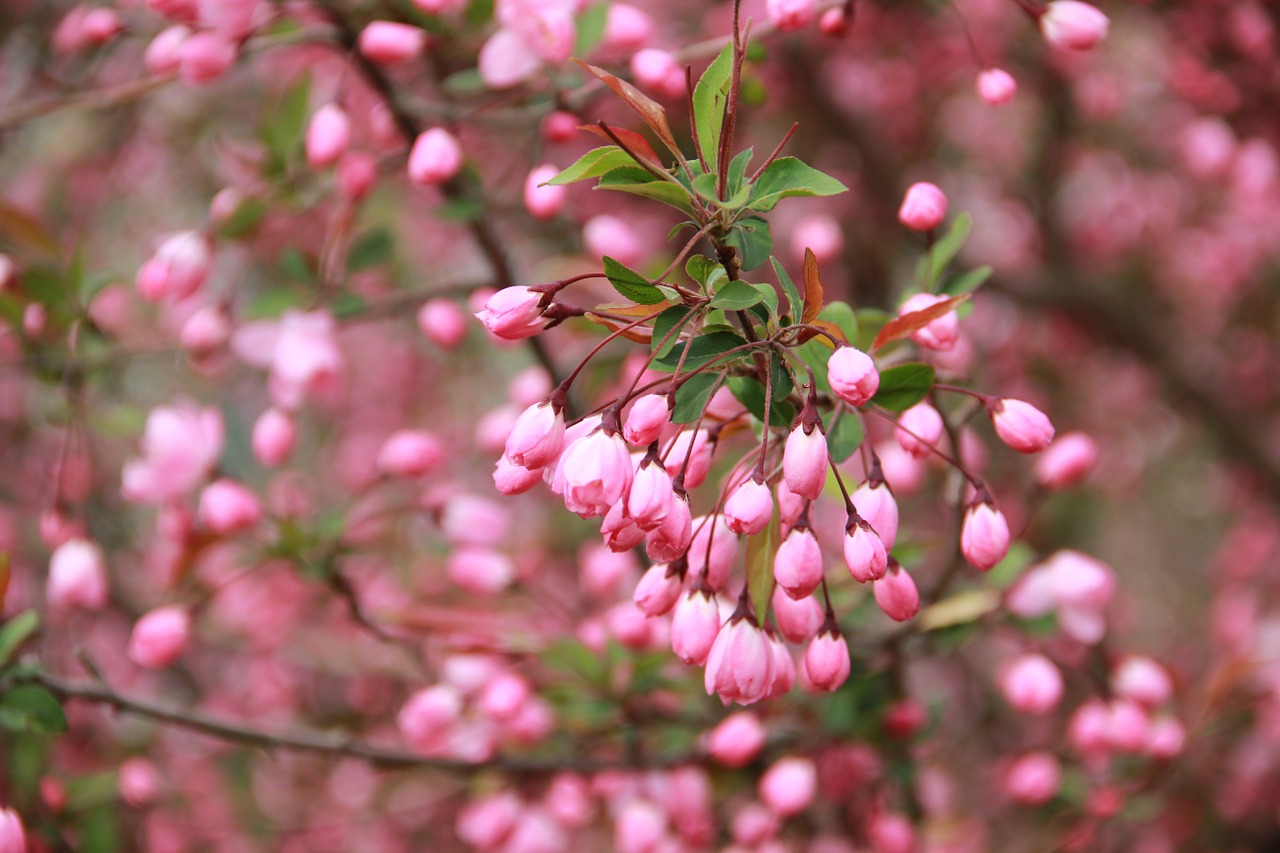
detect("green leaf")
(727, 375), (794, 427)
(827, 413), (865, 463)
(691, 172), (751, 208)
(916, 212), (972, 290)
(871, 363), (936, 412)
(770, 350), (794, 402)
(215, 197), (266, 238)
(771, 256), (802, 320)
(745, 506), (779, 622)
(0, 611), (38, 667)
(603, 256), (666, 304)
(727, 148), (753, 197)
(574, 1), (611, 55)
(542, 638), (605, 684)
(655, 330), (748, 372)
(262, 73), (311, 170)
(747, 157), (847, 212)
(819, 300), (858, 346)
(0, 685), (67, 733)
(941, 264), (993, 296)
(685, 255), (720, 288)
(796, 339), (832, 395)
(279, 248), (313, 282)
(435, 196), (484, 222)
(692, 43), (734, 168)
(651, 306), (693, 358)
(331, 293), (367, 318)
(672, 373), (722, 423)
(549, 146), (636, 186)
(243, 287), (306, 319)
(347, 229), (394, 271)
(853, 308), (892, 352)
(710, 280), (770, 311)
(597, 167), (695, 215)
(724, 216), (772, 272)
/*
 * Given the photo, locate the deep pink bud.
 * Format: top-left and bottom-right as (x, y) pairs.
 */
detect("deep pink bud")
(523, 164), (566, 220)
(1040, 1), (1109, 50)
(867, 813), (916, 853)
(624, 394), (670, 447)
(873, 562), (919, 622)
(1003, 752), (1061, 805)
(774, 526), (824, 600)
(476, 286), (545, 340)
(671, 588), (720, 665)
(990, 398), (1055, 453)
(479, 672), (531, 721)
(544, 772), (594, 828)
(47, 538), (108, 610)
(898, 182), (947, 231)
(628, 461), (674, 530)
(707, 712), (766, 767)
(542, 110), (579, 143)
(1067, 699), (1110, 757)
(1034, 432), (1098, 490)
(766, 0), (818, 31)
(999, 653), (1064, 715)
(179, 305), (230, 355)
(783, 425), (828, 501)
(408, 128), (463, 186)
(977, 68), (1017, 105)
(128, 605), (192, 669)
(417, 298), (468, 349)
(177, 32), (236, 85)
(377, 430), (444, 478)
(898, 292), (960, 351)
(827, 346), (880, 407)
(359, 21), (426, 64)
(772, 587), (823, 644)
(1106, 699), (1150, 753)
(305, 104), (351, 169)
(119, 757), (160, 807)
(644, 492), (692, 562)
(960, 500), (1010, 570)
(895, 402), (944, 458)
(853, 480), (899, 551)
(760, 756), (817, 815)
(1111, 655), (1173, 708)
(0, 807), (25, 853)
(843, 519), (888, 582)
(804, 628), (851, 691)
(731, 803), (779, 846)
(724, 477), (774, 535)
(505, 402), (565, 470)
(633, 563), (683, 617)
(337, 151), (378, 200)
(198, 479), (262, 533)
(705, 613), (775, 706)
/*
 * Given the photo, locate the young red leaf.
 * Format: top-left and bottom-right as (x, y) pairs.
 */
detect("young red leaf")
(872, 293), (970, 351)
(579, 124), (666, 173)
(574, 60), (681, 157)
(801, 248), (825, 325)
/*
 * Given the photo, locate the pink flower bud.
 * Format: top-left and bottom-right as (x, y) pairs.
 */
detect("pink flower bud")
(827, 346), (880, 407)
(883, 699), (926, 738)
(1000, 653), (1063, 715)
(1068, 699), (1110, 756)
(645, 491), (692, 562)
(898, 182), (947, 231)
(775, 478), (805, 528)
(479, 672), (531, 721)
(898, 292), (960, 351)
(84, 7), (123, 43)
(198, 479), (262, 534)
(766, 631), (796, 699)
(1034, 432), (1098, 490)
(602, 3), (654, 50)
(1111, 656), (1173, 708)
(688, 515), (739, 591)
(305, 104), (351, 169)
(895, 402), (944, 458)
(0, 807), (26, 853)
(494, 454), (543, 495)
(475, 286), (545, 340)
(1106, 699), (1150, 753)
(853, 480), (899, 551)
(631, 49), (679, 92)
(417, 298), (468, 349)
(146, 25), (191, 74)
(136, 231), (212, 301)
(337, 150), (378, 200)
(541, 110), (579, 143)
(783, 425), (828, 501)
(634, 563), (683, 617)
(524, 164), (566, 220)
(976, 68), (1017, 105)
(1040, 1), (1109, 51)
(873, 562), (919, 622)
(377, 430), (444, 478)
(561, 430), (634, 518)
(583, 215), (643, 268)
(844, 519), (888, 583)
(772, 588), (823, 643)
(671, 588), (720, 665)
(766, 0), (818, 31)
(664, 429), (713, 489)
(544, 772), (593, 828)
(707, 712), (766, 767)
(118, 757), (160, 807)
(774, 526), (824, 600)
(624, 394), (670, 447)
(179, 304), (230, 354)
(359, 21), (426, 64)
(628, 461), (674, 531)
(1145, 716), (1185, 759)
(705, 614), (775, 706)
(446, 546), (514, 595)
(791, 214), (843, 263)
(251, 407), (295, 468)
(398, 684), (463, 754)
(614, 799), (666, 853)
(760, 756), (817, 815)
(47, 538), (108, 610)
(732, 803), (779, 846)
(178, 32), (236, 86)
(408, 128), (463, 186)
(505, 402), (565, 470)
(990, 398), (1055, 453)
(1003, 752), (1061, 805)
(867, 812), (915, 853)
(960, 500), (1010, 570)
(724, 477), (774, 535)
(128, 605), (192, 669)
(805, 628), (851, 691)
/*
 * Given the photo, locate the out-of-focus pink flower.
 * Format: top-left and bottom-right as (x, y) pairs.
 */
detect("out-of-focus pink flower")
(408, 128), (463, 186)
(524, 164), (566, 220)
(446, 547), (515, 595)
(231, 309), (344, 410)
(1007, 550), (1115, 644)
(118, 757), (161, 807)
(47, 538), (108, 611)
(977, 68), (1017, 105)
(128, 605), (192, 669)
(583, 215), (643, 268)
(198, 0), (259, 39)
(615, 798), (667, 853)
(179, 304), (230, 355)
(898, 292), (960, 351)
(0, 806), (26, 853)
(359, 21), (427, 64)
(990, 398), (1055, 454)
(1034, 432), (1098, 490)
(898, 182), (948, 231)
(252, 407), (296, 468)
(136, 231), (212, 302)
(999, 653), (1064, 715)
(766, 0), (817, 30)
(177, 32), (237, 85)
(792, 214), (844, 263)
(122, 399), (223, 503)
(477, 0), (577, 89)
(867, 812), (916, 853)
(1112, 656), (1173, 708)
(1040, 1), (1109, 51)
(1003, 752), (1061, 805)
(337, 151), (379, 200)
(707, 712), (766, 767)
(198, 479), (262, 534)
(760, 757), (818, 815)
(305, 104), (351, 169)
(456, 790), (521, 848)
(417, 298), (468, 349)
(377, 430), (444, 478)
(601, 3), (654, 50)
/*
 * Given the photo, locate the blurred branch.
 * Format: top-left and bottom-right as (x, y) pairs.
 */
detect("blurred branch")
(0, 73), (176, 132)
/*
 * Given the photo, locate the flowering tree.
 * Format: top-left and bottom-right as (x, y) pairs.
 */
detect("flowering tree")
(0, 0), (1278, 850)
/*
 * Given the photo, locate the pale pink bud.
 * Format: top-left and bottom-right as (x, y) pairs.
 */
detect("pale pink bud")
(398, 684), (463, 754)
(118, 757), (160, 807)
(766, 631), (796, 699)
(305, 104), (351, 170)
(494, 454), (543, 495)
(628, 461), (674, 531)
(177, 32), (236, 86)
(456, 791), (520, 848)
(783, 426), (828, 501)
(760, 757), (817, 818)
(252, 407), (296, 468)
(895, 402), (944, 458)
(867, 813), (915, 853)
(976, 68), (1017, 105)
(198, 0), (259, 38)
(47, 538), (108, 610)
(82, 7), (122, 43)
(804, 628), (851, 691)
(774, 527), (824, 600)
(21, 304), (45, 339)
(645, 492), (691, 562)
(505, 402), (565, 470)
(479, 672), (531, 721)
(827, 346), (880, 407)
(602, 3), (654, 50)
(1111, 656), (1173, 708)
(545, 772), (594, 828)
(664, 429), (713, 489)
(1040, 1), (1109, 51)
(853, 480), (899, 551)
(1034, 432), (1097, 490)
(128, 605), (192, 669)
(688, 515), (739, 591)
(1000, 653), (1063, 715)
(898, 182), (947, 231)
(898, 292), (960, 351)
(819, 6), (849, 35)
(583, 215), (643, 268)
(603, 501), (647, 552)
(179, 304), (230, 354)
(724, 478), (774, 535)
(146, 25), (191, 74)
(331, 151), (375, 200)
(707, 712), (766, 767)
(359, 21), (426, 64)
(136, 231), (212, 301)
(634, 563), (682, 617)
(377, 430), (444, 477)
(672, 588), (720, 665)
(873, 562), (919, 622)
(1003, 752), (1060, 805)
(198, 479), (262, 534)
(990, 398), (1054, 453)
(705, 615), (775, 705)
(408, 128), (463, 186)
(208, 187), (243, 225)
(775, 479), (805, 528)
(562, 430), (634, 518)
(446, 546), (514, 595)
(0, 807), (26, 853)
(631, 48), (679, 92)
(1106, 699), (1150, 753)
(771, 589), (821, 644)
(615, 799), (666, 853)
(960, 500), (1010, 571)
(524, 164), (566, 220)
(417, 298), (468, 349)
(732, 803), (779, 846)
(843, 519), (888, 583)
(766, 0), (817, 30)
(475, 286), (545, 340)
(791, 214), (843, 263)
(624, 394), (670, 446)
(1067, 699), (1110, 756)
(542, 110), (579, 143)
(1145, 716), (1185, 759)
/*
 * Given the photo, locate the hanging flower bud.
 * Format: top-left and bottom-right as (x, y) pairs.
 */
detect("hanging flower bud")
(178, 32), (236, 85)
(408, 128), (463, 186)
(724, 476), (775, 536)
(766, 630), (796, 699)
(1034, 432), (1098, 490)
(1040, 1), (1109, 51)
(398, 684), (463, 754)
(417, 298), (468, 349)
(505, 401), (565, 470)
(960, 494), (1010, 571)
(305, 104), (351, 169)
(804, 625), (852, 691)
(127, 605), (192, 669)
(1003, 752), (1061, 805)
(827, 346), (880, 407)
(523, 164), (566, 220)
(774, 524), (824, 600)
(989, 398), (1055, 453)
(784, 426), (828, 501)
(197, 479), (262, 534)
(664, 428), (713, 489)
(853, 478), (899, 551)
(844, 516), (888, 582)
(898, 292), (960, 351)
(561, 428), (633, 518)
(760, 756), (817, 816)
(977, 68), (1018, 105)
(146, 25), (191, 74)
(628, 459), (674, 531)
(707, 712), (766, 767)
(999, 653), (1064, 715)
(772, 587), (823, 644)
(623, 394), (670, 447)
(494, 454), (542, 495)
(671, 586), (721, 665)
(47, 538), (109, 611)
(633, 562), (683, 617)
(475, 286), (546, 340)
(873, 561), (919, 622)
(359, 21), (427, 64)
(705, 604), (775, 706)
(898, 182), (948, 231)
(377, 430), (445, 478)
(136, 231), (212, 302)
(766, 0), (818, 31)
(645, 490), (692, 562)
(896, 401), (944, 458)
(602, 500), (647, 551)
